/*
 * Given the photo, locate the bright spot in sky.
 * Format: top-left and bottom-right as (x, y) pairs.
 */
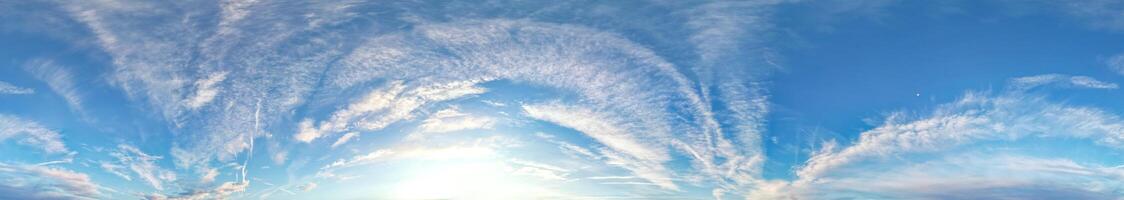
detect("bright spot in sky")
(393, 162), (535, 200)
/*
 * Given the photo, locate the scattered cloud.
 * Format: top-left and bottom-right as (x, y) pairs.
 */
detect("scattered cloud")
(35, 152), (76, 166)
(799, 91), (1124, 181)
(1108, 53), (1124, 76)
(523, 103), (676, 190)
(54, 0), (367, 172)
(98, 162), (131, 181)
(0, 162), (102, 200)
(146, 181), (247, 200)
(508, 159), (570, 181)
(109, 145), (176, 191)
(756, 153), (1124, 199)
(1056, 0), (1124, 31)
(0, 114), (69, 154)
(0, 81), (33, 95)
(30, 5), (778, 197)
(536, 133), (601, 160)
(199, 168), (219, 184)
(1009, 73), (1118, 90)
(751, 90), (1124, 198)
(183, 71), (227, 109)
(408, 107), (495, 140)
(22, 59), (84, 113)
(26, 1), (1124, 199)
(295, 80), (487, 143)
(330, 132), (359, 149)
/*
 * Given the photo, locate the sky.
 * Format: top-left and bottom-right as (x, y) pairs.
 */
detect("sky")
(2, 0), (1124, 199)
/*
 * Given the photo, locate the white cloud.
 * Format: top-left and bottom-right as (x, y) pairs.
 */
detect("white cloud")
(1056, 0), (1124, 31)
(22, 59), (84, 113)
(523, 104), (668, 162)
(0, 114), (69, 154)
(523, 103), (677, 190)
(536, 133), (602, 160)
(147, 181), (247, 200)
(1108, 53), (1124, 76)
(322, 19), (775, 195)
(508, 159), (570, 181)
(320, 149), (395, 171)
(295, 80), (488, 143)
(409, 107), (495, 140)
(54, 0), (371, 171)
(183, 71), (227, 109)
(759, 154), (1124, 199)
(200, 168), (219, 183)
(109, 144), (176, 191)
(320, 146), (501, 173)
(1010, 74), (1118, 90)
(0, 162), (102, 200)
(41, 2), (780, 198)
(35, 153), (75, 166)
(99, 162), (132, 181)
(0, 81), (33, 95)
(481, 100), (506, 107)
(753, 91), (1124, 198)
(798, 92), (1124, 181)
(216, 0), (261, 35)
(682, 2), (777, 195)
(330, 132), (359, 149)
(684, 0), (777, 67)
(1069, 76), (1119, 89)
(270, 151), (287, 166)
(39, 3), (780, 196)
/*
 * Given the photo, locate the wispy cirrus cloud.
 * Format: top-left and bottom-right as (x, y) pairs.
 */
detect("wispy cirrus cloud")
(1108, 53), (1124, 76)
(415, 107), (495, 135)
(295, 80), (487, 143)
(799, 91), (1124, 181)
(0, 162), (102, 200)
(523, 103), (676, 190)
(750, 88), (1124, 198)
(54, 0), (375, 175)
(1055, 0), (1124, 31)
(318, 141), (506, 175)
(755, 152), (1124, 199)
(820, 154), (1124, 199)
(329, 132), (359, 149)
(508, 159), (571, 181)
(108, 145), (176, 191)
(0, 114), (69, 154)
(0, 81), (33, 95)
(326, 19), (776, 195)
(1009, 73), (1118, 90)
(22, 59), (84, 114)
(183, 71), (227, 110)
(98, 162), (131, 181)
(33, 0), (784, 199)
(146, 181), (247, 200)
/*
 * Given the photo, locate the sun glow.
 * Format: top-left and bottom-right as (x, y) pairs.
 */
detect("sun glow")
(389, 153), (555, 199)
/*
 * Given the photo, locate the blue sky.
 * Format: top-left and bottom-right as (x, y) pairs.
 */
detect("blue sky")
(2, 0), (1124, 199)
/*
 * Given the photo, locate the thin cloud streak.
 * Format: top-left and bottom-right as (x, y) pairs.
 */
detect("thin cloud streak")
(0, 81), (33, 95)
(0, 114), (69, 154)
(0, 162), (102, 200)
